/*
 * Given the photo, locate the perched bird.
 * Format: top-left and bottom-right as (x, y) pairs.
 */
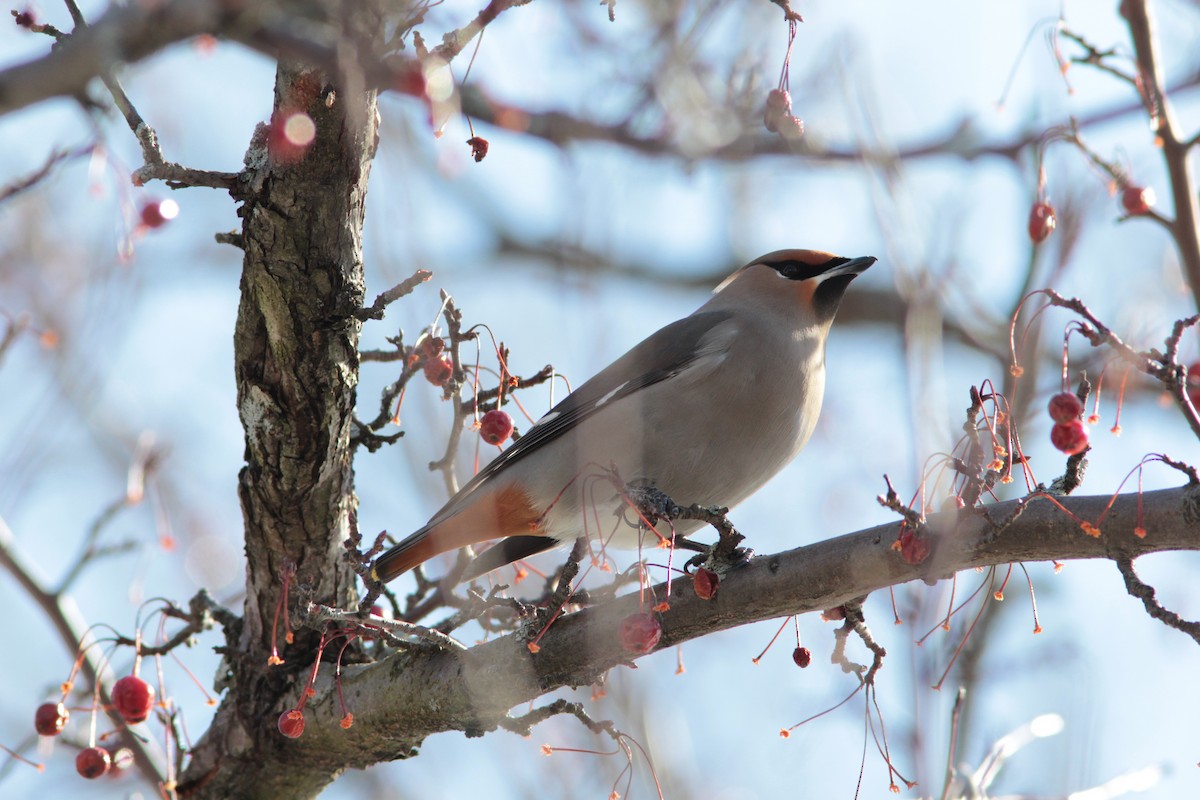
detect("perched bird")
(372, 249), (875, 584)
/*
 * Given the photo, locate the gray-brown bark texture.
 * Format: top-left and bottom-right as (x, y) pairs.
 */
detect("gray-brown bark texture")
(178, 4), (380, 796)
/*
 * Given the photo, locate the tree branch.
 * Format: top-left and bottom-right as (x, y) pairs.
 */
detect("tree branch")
(458, 74), (1200, 166)
(0, 0), (231, 116)
(1113, 554), (1200, 644)
(1121, 0), (1200, 308)
(235, 484), (1200, 798)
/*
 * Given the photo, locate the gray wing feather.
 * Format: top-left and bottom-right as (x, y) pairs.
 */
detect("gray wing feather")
(428, 310), (737, 521)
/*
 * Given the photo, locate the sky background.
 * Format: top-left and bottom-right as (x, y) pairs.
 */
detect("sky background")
(1, 0), (1199, 798)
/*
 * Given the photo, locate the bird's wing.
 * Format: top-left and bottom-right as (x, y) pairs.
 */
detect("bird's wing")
(426, 310), (739, 526)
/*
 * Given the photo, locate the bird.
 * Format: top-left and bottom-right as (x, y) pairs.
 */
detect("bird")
(371, 249), (876, 584)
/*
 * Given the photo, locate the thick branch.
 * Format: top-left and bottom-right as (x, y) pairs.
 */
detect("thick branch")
(245, 485), (1198, 795)
(0, 1), (230, 115)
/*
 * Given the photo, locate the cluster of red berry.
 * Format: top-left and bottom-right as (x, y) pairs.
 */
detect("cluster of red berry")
(1047, 391), (1088, 455)
(34, 673), (154, 780)
(417, 336), (515, 446)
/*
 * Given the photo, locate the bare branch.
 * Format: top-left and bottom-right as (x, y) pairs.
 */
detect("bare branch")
(0, 0), (229, 116)
(1041, 290), (1200, 439)
(430, 0), (534, 64)
(110, 590), (232, 657)
(299, 484), (1200, 786)
(876, 474), (925, 528)
(131, 156), (241, 191)
(428, 291), (475, 496)
(459, 74), (1200, 166)
(303, 602), (468, 651)
(355, 269), (433, 321)
(1114, 554), (1200, 645)
(0, 143), (94, 202)
(497, 698), (617, 738)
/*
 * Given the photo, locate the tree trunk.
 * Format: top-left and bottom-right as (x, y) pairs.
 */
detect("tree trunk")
(179, 3), (381, 796)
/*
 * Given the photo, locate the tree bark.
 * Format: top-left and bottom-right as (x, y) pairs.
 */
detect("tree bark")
(178, 3), (381, 796)
(314, 484), (1200, 749)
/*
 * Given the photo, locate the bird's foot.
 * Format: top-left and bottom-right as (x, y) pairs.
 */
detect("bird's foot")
(685, 543), (754, 574)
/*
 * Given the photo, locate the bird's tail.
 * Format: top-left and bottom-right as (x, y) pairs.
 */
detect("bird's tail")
(370, 482), (549, 583)
(370, 524), (445, 583)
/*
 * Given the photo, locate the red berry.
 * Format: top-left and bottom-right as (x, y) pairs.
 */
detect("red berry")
(34, 702), (69, 736)
(111, 674), (155, 724)
(692, 567), (719, 600)
(479, 409), (514, 446)
(618, 612), (662, 655)
(763, 89), (792, 133)
(76, 746), (112, 779)
(423, 356), (453, 386)
(416, 337), (445, 359)
(1047, 391), (1083, 423)
(278, 708), (305, 738)
(1028, 201), (1057, 243)
(1121, 185), (1155, 216)
(139, 198), (179, 229)
(14, 9), (36, 28)
(896, 530), (931, 565)
(1050, 419), (1089, 455)
(467, 136), (489, 162)
(792, 646), (812, 668)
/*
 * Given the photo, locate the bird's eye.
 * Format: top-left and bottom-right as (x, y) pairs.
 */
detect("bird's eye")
(766, 256), (854, 281)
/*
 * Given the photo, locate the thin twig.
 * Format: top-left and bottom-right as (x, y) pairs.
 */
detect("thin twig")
(939, 687), (968, 800)
(1113, 555), (1200, 645)
(1157, 453), (1200, 485)
(132, 159), (241, 191)
(111, 590), (230, 656)
(428, 291), (475, 496)
(354, 269), (434, 321)
(430, 0), (534, 63)
(56, 494), (136, 593)
(767, 0), (804, 23)
(843, 598), (887, 686)
(304, 602), (468, 651)
(0, 143), (94, 203)
(498, 697), (617, 738)
(876, 474), (924, 528)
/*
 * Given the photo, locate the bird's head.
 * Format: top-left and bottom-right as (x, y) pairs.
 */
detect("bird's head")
(713, 249), (876, 325)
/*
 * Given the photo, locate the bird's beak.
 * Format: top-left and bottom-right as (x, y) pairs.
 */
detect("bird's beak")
(817, 255), (876, 281)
